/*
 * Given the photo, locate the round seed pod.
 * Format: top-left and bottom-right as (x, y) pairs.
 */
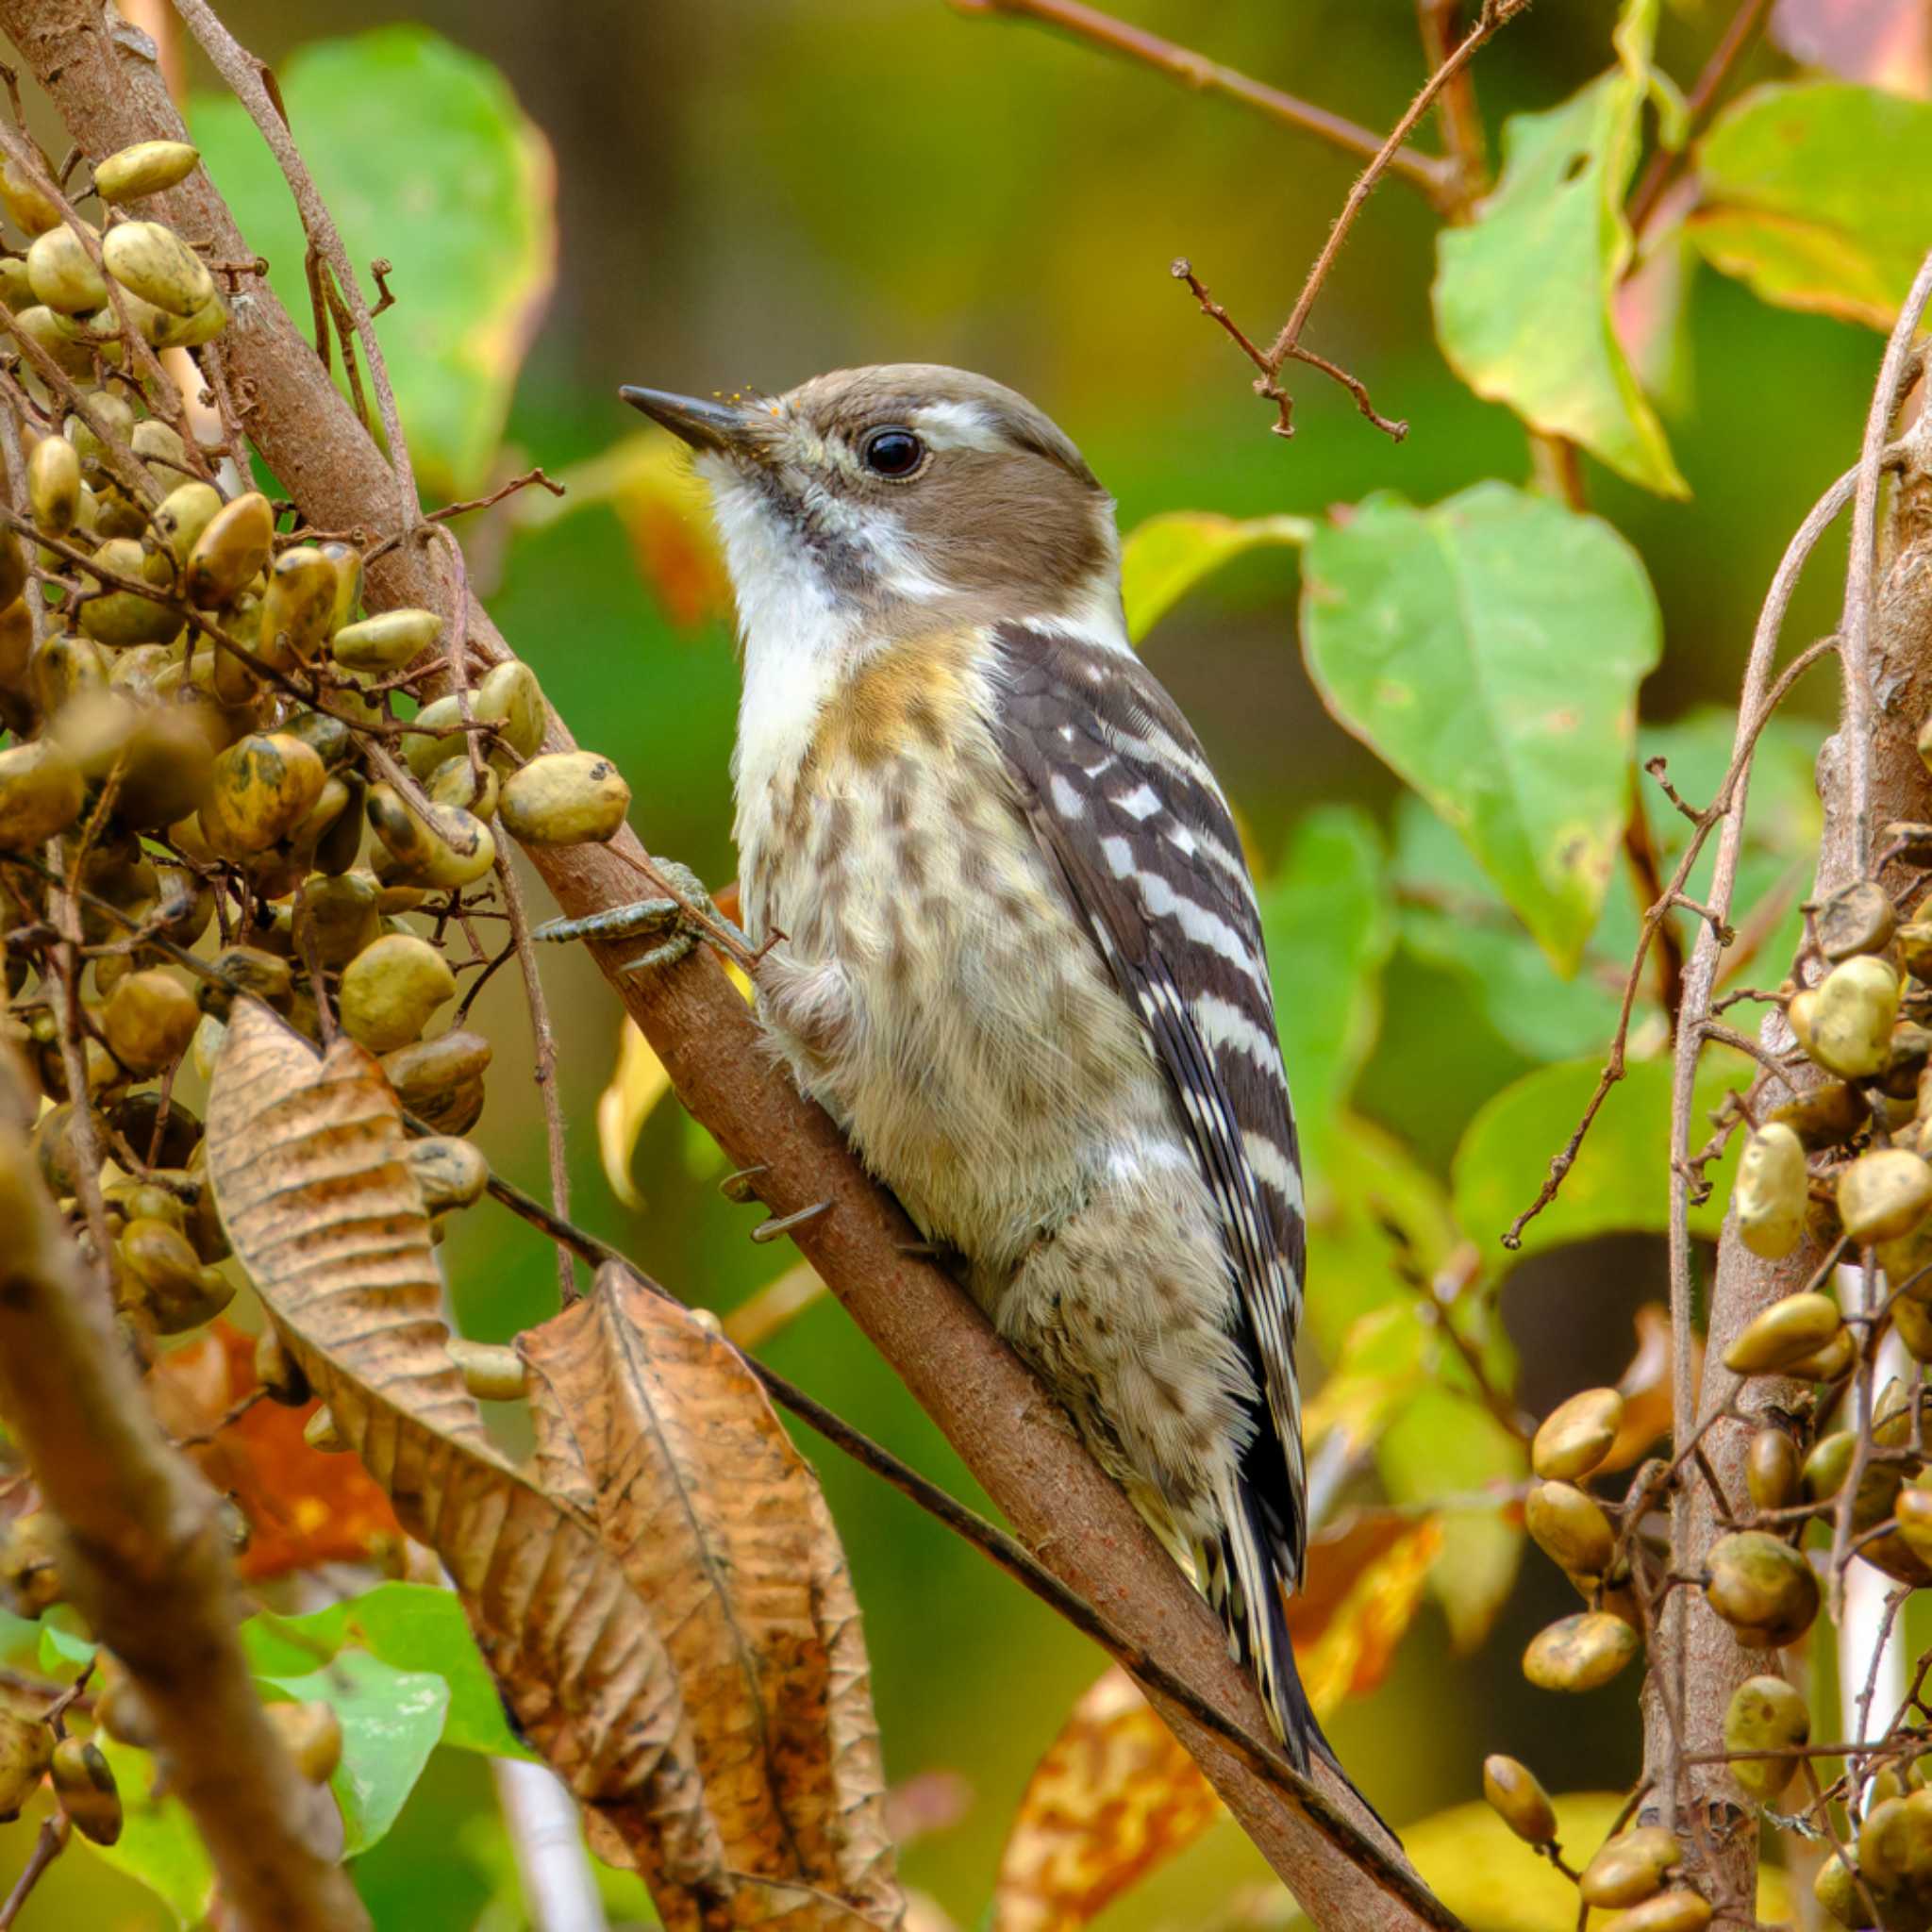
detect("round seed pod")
(1892, 1487), (1932, 1573)
(1857, 1795), (1915, 1892)
(287, 773), (350, 856)
(426, 756), (499, 820)
(181, 487), (272, 607)
(121, 1215), (231, 1332)
(0, 1513), (61, 1618)
(28, 429), (80, 533)
(1803, 1430), (1856, 1501)
(1600, 1890), (1711, 1932)
(130, 416), (187, 487)
(256, 546), (336, 666)
(0, 259), (26, 312)
(197, 731), (328, 859)
(93, 141), (200, 205)
(1524, 1480), (1615, 1576)
(304, 1405), (346, 1453)
(406, 1134), (489, 1213)
(1723, 1674), (1808, 1802)
(113, 703), (216, 829)
(475, 658), (547, 762)
(0, 739), (84, 849)
(93, 1673), (157, 1752)
(1903, 917), (1932, 985)
(1813, 1852), (1875, 1929)
(499, 751), (630, 847)
(1531, 1387), (1624, 1481)
(0, 1711), (51, 1821)
(338, 933), (457, 1053)
(1522, 1610), (1640, 1691)
(197, 943), (293, 1018)
(25, 219), (103, 313)
(1733, 1123), (1808, 1260)
(448, 1337), (527, 1403)
(292, 873), (381, 969)
(108, 1091), (199, 1173)
(364, 783), (496, 890)
(78, 546), (181, 647)
(183, 491), (273, 608)
(330, 606), (441, 673)
(1723, 1291), (1842, 1376)
(149, 479), (222, 567)
(1480, 1755), (1554, 1844)
(107, 287), (225, 350)
(48, 687), (139, 780)
(311, 771), (366, 876)
(102, 968), (198, 1074)
(13, 302), (101, 378)
(1579, 1826), (1682, 1909)
(1818, 881), (1897, 962)
(51, 1736), (121, 1846)
(318, 540), (362, 634)
(381, 1028), (491, 1133)
(1808, 957), (1901, 1079)
(101, 220), (214, 317)
(400, 691), (467, 778)
(1745, 1426), (1803, 1513)
(1841, 1148), (1932, 1246)
(0, 156), (59, 235)
(1703, 1530), (1820, 1646)
(0, 594), (28, 691)
(1786, 1325), (1857, 1383)
(25, 631), (108, 717)
(277, 708), (355, 774)
(265, 1699), (342, 1785)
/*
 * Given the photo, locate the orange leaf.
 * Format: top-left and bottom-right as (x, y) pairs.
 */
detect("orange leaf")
(1295, 1518), (1444, 1718)
(993, 1666), (1222, 1932)
(1283, 1508), (1414, 1648)
(146, 1322), (403, 1581)
(1602, 1301), (1695, 1472)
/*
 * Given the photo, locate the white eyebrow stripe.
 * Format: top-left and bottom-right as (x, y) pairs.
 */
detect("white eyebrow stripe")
(910, 400), (1008, 454)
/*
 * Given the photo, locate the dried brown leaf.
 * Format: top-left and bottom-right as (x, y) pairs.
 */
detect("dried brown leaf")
(521, 1266), (902, 1929)
(993, 1665), (1222, 1932)
(204, 1005), (731, 1924)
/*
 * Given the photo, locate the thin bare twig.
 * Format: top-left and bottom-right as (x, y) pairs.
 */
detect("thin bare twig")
(1626, 0), (1774, 239)
(0, 1815), (68, 1928)
(948, 0), (1453, 197)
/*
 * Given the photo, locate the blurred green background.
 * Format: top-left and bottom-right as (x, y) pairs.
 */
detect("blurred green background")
(7, 0), (1909, 1925)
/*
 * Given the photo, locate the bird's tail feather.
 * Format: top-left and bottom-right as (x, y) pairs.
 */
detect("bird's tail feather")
(1208, 1475), (1398, 1845)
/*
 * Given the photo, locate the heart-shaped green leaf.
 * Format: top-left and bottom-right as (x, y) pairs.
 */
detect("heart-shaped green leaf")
(192, 26), (557, 498)
(1301, 483), (1661, 974)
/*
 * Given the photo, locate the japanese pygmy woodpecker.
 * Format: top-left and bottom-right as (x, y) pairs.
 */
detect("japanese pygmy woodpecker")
(625, 365), (1336, 1781)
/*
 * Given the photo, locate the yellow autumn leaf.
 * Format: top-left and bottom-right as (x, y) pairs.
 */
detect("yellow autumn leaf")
(596, 967), (750, 1208)
(993, 1665), (1221, 1932)
(595, 1018), (671, 1211)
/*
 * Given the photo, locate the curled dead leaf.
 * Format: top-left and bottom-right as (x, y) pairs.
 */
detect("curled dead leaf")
(521, 1267), (901, 1926)
(207, 1006), (904, 1929)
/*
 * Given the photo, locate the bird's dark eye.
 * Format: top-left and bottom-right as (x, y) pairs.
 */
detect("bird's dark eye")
(861, 427), (924, 478)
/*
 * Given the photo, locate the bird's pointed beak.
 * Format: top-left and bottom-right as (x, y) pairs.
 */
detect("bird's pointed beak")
(620, 385), (756, 456)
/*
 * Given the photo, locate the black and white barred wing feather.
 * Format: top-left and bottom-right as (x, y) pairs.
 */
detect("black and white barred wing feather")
(989, 621), (1317, 1746)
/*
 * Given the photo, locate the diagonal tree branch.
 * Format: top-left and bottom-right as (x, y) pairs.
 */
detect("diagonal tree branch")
(0, 1054), (367, 1932)
(0, 5), (1453, 1925)
(947, 0), (1455, 200)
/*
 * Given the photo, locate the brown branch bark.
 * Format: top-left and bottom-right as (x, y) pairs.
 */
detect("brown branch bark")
(1641, 262), (1932, 1910)
(0, 5), (1451, 1925)
(0, 1055), (367, 1932)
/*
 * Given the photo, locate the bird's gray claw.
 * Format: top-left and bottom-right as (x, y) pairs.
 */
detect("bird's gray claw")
(531, 860), (751, 975)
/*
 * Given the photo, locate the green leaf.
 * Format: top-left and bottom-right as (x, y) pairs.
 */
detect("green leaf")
(1379, 1389), (1524, 1652)
(259, 1652), (448, 1857)
(242, 1580), (531, 1760)
(1118, 510), (1309, 641)
(1432, 59), (1688, 496)
(1690, 81), (1932, 329)
(1452, 1048), (1754, 1267)
(1306, 1126), (1524, 1651)
(192, 26), (557, 498)
(1258, 807), (1393, 1187)
(1391, 794), (1634, 1063)
(80, 1738), (217, 1926)
(1300, 483), (1662, 973)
